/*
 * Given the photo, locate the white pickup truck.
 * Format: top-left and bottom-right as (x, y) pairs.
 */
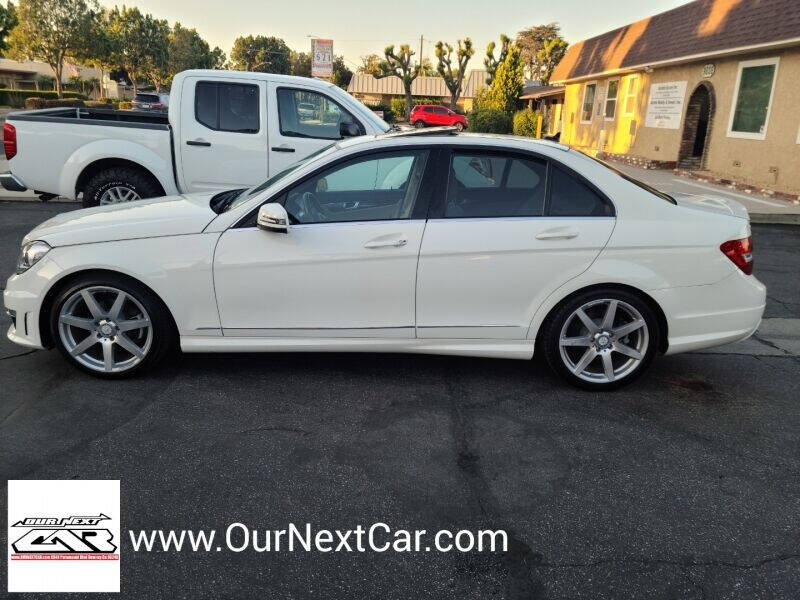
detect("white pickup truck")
(1, 70), (390, 206)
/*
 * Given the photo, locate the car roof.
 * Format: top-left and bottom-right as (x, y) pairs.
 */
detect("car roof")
(336, 129), (570, 154)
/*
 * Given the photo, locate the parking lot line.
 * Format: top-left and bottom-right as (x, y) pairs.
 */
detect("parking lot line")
(673, 179), (787, 207)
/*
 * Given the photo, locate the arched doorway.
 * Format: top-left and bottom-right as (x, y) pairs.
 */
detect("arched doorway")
(678, 82), (715, 170)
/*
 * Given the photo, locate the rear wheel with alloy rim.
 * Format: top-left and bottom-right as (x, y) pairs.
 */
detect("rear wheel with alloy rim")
(50, 275), (174, 377)
(542, 289), (660, 390)
(414, 120), (425, 128)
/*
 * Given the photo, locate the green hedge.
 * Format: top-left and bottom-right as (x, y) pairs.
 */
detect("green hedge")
(367, 102), (395, 123)
(25, 98), (86, 109)
(512, 108), (542, 137)
(0, 89), (87, 108)
(467, 107), (512, 134)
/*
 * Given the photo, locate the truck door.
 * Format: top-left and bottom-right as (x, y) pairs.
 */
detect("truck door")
(178, 76), (269, 193)
(266, 82), (363, 176)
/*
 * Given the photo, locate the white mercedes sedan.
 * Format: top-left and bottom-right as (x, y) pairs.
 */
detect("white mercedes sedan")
(4, 131), (766, 389)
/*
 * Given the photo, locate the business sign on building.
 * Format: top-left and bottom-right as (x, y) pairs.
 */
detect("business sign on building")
(644, 81), (688, 129)
(311, 38), (333, 78)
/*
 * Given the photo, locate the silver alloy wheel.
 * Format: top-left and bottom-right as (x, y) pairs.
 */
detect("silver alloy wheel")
(99, 186), (141, 205)
(58, 286), (152, 373)
(558, 298), (649, 384)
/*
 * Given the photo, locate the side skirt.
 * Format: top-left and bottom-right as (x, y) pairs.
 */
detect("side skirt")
(180, 336), (535, 360)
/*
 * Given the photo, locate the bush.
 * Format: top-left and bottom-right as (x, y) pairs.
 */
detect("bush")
(512, 109), (542, 137)
(85, 100), (113, 108)
(24, 97), (86, 109)
(467, 107), (512, 134)
(0, 89), (86, 108)
(390, 97), (406, 120)
(119, 101), (133, 110)
(367, 102), (394, 123)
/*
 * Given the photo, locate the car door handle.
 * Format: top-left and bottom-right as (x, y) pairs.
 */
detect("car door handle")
(364, 237), (408, 249)
(186, 140), (211, 147)
(535, 228), (579, 240)
(271, 145), (295, 153)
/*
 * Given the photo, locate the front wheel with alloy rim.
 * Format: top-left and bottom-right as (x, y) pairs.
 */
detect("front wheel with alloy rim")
(50, 275), (175, 377)
(541, 289), (660, 390)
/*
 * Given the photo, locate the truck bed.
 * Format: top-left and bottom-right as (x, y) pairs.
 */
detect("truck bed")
(8, 107), (170, 130)
(6, 107), (177, 199)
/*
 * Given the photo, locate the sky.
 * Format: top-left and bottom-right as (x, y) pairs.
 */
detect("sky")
(97, 0), (690, 72)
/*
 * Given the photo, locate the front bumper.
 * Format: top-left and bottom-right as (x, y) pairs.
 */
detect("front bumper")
(3, 256), (58, 350)
(0, 171), (27, 192)
(652, 270), (767, 355)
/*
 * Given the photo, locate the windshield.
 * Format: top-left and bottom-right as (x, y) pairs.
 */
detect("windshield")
(222, 143), (337, 212)
(587, 155), (677, 205)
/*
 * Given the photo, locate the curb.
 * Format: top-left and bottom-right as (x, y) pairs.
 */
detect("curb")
(750, 213), (800, 225)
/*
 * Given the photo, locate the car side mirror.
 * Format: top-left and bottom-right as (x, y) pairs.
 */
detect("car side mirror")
(257, 203), (289, 233)
(339, 121), (360, 138)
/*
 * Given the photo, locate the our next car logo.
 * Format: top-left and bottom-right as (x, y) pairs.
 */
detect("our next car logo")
(11, 513), (119, 560)
(7, 480), (121, 593)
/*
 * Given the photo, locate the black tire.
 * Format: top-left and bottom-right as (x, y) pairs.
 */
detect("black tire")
(50, 273), (176, 378)
(82, 167), (162, 208)
(413, 120), (425, 128)
(454, 122), (464, 131)
(540, 288), (660, 391)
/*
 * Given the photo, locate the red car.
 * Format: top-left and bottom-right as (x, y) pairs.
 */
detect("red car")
(409, 105), (468, 130)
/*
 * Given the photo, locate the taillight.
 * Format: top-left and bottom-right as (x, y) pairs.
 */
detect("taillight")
(720, 236), (753, 275)
(3, 122), (16, 160)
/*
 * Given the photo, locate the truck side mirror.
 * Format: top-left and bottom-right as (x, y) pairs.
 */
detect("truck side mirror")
(339, 122), (360, 138)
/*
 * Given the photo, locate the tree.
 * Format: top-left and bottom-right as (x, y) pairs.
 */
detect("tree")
(7, 0), (98, 97)
(375, 44), (417, 116)
(83, 9), (119, 99)
(107, 6), (168, 94)
(167, 22), (221, 83)
(290, 50), (311, 77)
(210, 46), (226, 70)
(516, 23), (560, 81)
(330, 55), (352, 89)
(0, 1), (17, 56)
(229, 35), (290, 74)
(143, 18), (170, 91)
(434, 38), (474, 109)
(358, 53), (381, 75)
(484, 34), (510, 86)
(486, 43), (524, 114)
(537, 37), (568, 85)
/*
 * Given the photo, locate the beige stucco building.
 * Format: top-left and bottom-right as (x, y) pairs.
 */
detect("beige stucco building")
(551, 0), (800, 194)
(347, 70), (488, 112)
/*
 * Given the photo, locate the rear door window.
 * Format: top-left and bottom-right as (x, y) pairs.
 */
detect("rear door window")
(194, 81), (259, 133)
(445, 152), (547, 217)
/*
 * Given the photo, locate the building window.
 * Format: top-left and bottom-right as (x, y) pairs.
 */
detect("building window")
(580, 82), (596, 124)
(622, 75), (639, 116)
(604, 78), (619, 120)
(727, 57), (779, 140)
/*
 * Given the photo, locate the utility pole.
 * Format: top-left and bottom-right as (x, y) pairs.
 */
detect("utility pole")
(419, 34), (424, 75)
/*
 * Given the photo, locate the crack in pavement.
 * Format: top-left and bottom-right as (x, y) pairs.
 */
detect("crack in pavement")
(531, 552), (800, 571)
(0, 349), (37, 361)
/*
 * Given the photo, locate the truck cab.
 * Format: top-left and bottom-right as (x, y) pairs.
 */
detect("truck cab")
(1, 70), (390, 207)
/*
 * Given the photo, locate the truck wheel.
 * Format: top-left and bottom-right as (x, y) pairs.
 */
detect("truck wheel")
(83, 167), (162, 208)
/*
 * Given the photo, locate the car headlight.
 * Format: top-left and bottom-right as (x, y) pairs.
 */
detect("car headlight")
(16, 240), (51, 274)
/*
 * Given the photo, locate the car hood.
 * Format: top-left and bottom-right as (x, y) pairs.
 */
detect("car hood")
(671, 192), (749, 220)
(23, 192), (220, 247)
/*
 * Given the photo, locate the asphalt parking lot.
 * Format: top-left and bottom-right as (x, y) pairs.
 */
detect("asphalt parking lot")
(1, 200), (799, 599)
